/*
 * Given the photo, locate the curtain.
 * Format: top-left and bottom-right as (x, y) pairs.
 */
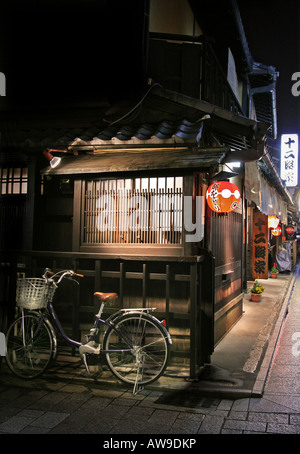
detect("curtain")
(245, 162), (287, 224)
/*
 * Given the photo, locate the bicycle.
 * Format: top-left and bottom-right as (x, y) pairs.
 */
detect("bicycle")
(5, 268), (172, 394)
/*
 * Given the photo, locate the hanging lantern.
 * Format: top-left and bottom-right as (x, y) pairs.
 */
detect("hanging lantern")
(286, 226), (295, 235)
(271, 226), (282, 237)
(268, 215), (280, 229)
(206, 181), (241, 213)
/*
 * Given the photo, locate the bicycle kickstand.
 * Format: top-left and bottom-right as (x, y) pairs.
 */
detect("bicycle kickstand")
(79, 341), (101, 376)
(81, 353), (91, 376)
(133, 383), (144, 396)
(133, 365), (144, 396)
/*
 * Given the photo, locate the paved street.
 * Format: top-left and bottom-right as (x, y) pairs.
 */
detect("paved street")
(0, 270), (300, 437)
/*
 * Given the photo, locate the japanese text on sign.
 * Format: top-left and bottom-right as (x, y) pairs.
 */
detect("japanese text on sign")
(252, 210), (268, 279)
(280, 134), (298, 187)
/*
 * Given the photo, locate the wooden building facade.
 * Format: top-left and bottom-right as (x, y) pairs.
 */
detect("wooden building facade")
(0, 0), (283, 377)
(0, 84), (268, 377)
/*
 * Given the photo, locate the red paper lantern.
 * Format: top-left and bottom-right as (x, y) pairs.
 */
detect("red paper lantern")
(271, 226), (282, 237)
(268, 216), (279, 229)
(206, 181), (241, 213)
(286, 226), (294, 235)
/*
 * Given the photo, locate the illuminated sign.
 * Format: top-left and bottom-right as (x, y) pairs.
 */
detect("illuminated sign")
(280, 134), (298, 187)
(252, 210), (268, 279)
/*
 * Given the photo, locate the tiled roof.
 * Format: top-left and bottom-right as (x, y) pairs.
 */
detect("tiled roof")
(0, 86), (268, 164)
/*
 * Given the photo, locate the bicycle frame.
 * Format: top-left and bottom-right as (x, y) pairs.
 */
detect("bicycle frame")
(44, 300), (135, 355)
(25, 297), (170, 357)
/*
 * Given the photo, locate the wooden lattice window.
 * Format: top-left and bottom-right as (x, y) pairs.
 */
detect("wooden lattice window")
(0, 166), (28, 195)
(82, 177), (183, 245)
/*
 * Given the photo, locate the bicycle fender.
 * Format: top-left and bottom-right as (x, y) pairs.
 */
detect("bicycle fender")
(105, 311), (172, 345)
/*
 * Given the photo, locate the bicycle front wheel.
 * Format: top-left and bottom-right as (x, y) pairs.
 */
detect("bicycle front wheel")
(103, 313), (170, 387)
(5, 314), (54, 379)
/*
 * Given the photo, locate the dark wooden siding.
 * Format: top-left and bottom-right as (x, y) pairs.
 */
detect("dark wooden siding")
(210, 210), (243, 312)
(0, 196), (26, 251)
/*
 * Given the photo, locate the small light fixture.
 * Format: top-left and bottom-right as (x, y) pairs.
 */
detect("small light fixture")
(43, 149), (64, 168)
(50, 156), (61, 168)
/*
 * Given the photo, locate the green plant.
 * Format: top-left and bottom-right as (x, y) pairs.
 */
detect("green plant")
(247, 280), (265, 294)
(271, 262), (279, 274)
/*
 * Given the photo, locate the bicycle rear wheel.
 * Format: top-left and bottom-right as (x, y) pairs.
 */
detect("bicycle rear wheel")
(5, 313), (54, 379)
(103, 313), (169, 387)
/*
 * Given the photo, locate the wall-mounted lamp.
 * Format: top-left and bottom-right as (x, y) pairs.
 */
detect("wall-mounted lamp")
(43, 148), (66, 168)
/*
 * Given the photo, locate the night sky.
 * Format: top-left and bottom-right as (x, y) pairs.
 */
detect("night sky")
(1, 0), (299, 149)
(0, 0), (146, 107)
(238, 0), (300, 150)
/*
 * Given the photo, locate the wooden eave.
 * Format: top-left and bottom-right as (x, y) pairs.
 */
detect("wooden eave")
(41, 147), (229, 176)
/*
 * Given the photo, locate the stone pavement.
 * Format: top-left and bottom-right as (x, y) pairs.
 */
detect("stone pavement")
(0, 268), (300, 436)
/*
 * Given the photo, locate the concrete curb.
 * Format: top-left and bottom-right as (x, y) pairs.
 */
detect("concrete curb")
(252, 270), (298, 396)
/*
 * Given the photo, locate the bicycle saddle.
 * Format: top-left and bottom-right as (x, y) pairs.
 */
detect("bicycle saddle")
(94, 292), (118, 304)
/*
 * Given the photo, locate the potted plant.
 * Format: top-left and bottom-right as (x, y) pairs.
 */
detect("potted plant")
(247, 280), (265, 302)
(270, 263), (279, 279)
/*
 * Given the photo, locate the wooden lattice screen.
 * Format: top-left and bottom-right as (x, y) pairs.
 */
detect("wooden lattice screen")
(83, 180), (183, 245)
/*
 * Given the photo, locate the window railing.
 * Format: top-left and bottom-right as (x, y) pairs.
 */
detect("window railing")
(201, 40), (245, 116)
(148, 34), (245, 116)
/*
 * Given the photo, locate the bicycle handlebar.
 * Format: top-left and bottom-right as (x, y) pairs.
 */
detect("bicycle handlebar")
(43, 268), (84, 284)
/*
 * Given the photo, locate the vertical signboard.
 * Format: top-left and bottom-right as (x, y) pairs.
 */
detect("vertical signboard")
(280, 134), (298, 187)
(252, 209), (268, 279)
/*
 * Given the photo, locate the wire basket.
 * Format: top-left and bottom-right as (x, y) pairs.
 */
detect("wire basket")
(16, 278), (56, 310)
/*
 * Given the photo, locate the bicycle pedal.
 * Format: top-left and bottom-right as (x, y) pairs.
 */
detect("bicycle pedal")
(79, 341), (101, 356)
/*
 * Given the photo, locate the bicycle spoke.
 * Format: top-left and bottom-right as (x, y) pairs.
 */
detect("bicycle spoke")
(6, 314), (53, 379)
(103, 313), (169, 387)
